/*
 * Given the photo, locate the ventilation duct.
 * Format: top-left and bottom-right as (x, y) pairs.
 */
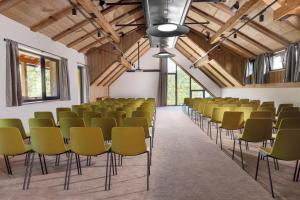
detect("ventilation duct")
(143, 0), (192, 48)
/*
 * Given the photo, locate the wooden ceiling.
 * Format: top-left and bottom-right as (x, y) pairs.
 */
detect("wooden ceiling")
(1, 0), (299, 88)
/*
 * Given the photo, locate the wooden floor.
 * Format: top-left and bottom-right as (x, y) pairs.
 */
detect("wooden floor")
(0, 107), (298, 199)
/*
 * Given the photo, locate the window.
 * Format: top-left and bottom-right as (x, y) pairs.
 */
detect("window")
(246, 60), (254, 76)
(271, 51), (284, 70)
(19, 49), (60, 102)
(78, 66), (84, 104)
(167, 59), (213, 105)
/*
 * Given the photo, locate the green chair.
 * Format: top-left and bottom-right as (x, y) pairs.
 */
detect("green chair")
(278, 118), (300, 129)
(256, 129), (300, 198)
(34, 112), (55, 125)
(83, 111), (102, 127)
(276, 104), (293, 116)
(107, 111), (126, 126)
(109, 127), (150, 190)
(59, 111), (79, 121)
(56, 107), (71, 124)
(217, 112), (244, 149)
(0, 119), (29, 139)
(233, 118), (273, 169)
(29, 118), (55, 128)
(65, 127), (110, 190)
(73, 107), (90, 118)
(0, 128), (31, 175)
(91, 117), (117, 141)
(250, 111), (273, 119)
(274, 111), (300, 129)
(23, 127), (69, 190)
(60, 118), (85, 140)
(208, 107), (230, 140)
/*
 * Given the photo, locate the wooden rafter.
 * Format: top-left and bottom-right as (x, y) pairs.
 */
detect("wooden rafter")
(77, 0), (120, 43)
(98, 63), (122, 86)
(105, 68), (126, 86)
(0, 0), (24, 12)
(209, 2), (290, 47)
(210, 0), (261, 44)
(188, 7), (272, 52)
(273, 0), (300, 20)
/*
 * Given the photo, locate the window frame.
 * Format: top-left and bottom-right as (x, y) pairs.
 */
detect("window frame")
(19, 48), (60, 103)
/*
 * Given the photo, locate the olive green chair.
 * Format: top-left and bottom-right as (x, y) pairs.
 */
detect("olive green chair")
(217, 112), (244, 150)
(274, 111), (300, 129)
(250, 111), (273, 119)
(0, 128), (31, 175)
(56, 107), (71, 124)
(109, 127), (150, 190)
(83, 111), (102, 127)
(276, 104), (293, 116)
(91, 117), (117, 141)
(29, 118), (55, 128)
(34, 112), (56, 125)
(233, 118), (273, 169)
(209, 107), (230, 140)
(0, 119), (29, 139)
(65, 127), (110, 190)
(73, 107), (90, 118)
(58, 111), (79, 121)
(60, 118), (85, 140)
(256, 129), (300, 198)
(107, 111), (126, 126)
(278, 118), (300, 129)
(23, 127), (69, 190)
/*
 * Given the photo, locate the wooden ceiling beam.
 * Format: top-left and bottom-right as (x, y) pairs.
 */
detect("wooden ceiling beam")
(52, 19), (89, 41)
(0, 0), (24, 12)
(209, 2), (290, 47)
(97, 64), (121, 86)
(273, 0), (300, 20)
(210, 0), (261, 44)
(104, 67), (126, 86)
(77, 0), (120, 43)
(188, 8), (271, 52)
(120, 57), (132, 69)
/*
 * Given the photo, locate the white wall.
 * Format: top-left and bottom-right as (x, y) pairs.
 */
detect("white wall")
(169, 48), (221, 97)
(222, 87), (300, 107)
(110, 48), (160, 98)
(0, 15), (86, 130)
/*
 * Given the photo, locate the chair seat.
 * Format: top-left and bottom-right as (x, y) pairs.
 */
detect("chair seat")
(259, 147), (272, 156)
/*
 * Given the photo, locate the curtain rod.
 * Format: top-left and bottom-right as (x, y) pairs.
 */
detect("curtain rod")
(3, 38), (66, 59)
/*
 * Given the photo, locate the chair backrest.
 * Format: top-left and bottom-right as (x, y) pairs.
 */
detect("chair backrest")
(276, 104), (293, 115)
(111, 127), (147, 156)
(70, 127), (107, 156)
(234, 106), (255, 122)
(83, 111), (102, 127)
(241, 118), (273, 142)
(278, 118), (300, 130)
(0, 119), (27, 139)
(59, 111), (79, 120)
(211, 107), (230, 123)
(56, 107), (71, 122)
(132, 110), (151, 126)
(275, 111), (300, 129)
(30, 127), (67, 155)
(281, 107), (299, 113)
(90, 117), (116, 141)
(96, 107), (112, 117)
(73, 107), (90, 117)
(250, 111), (272, 119)
(107, 111), (126, 126)
(29, 118), (55, 128)
(0, 128), (27, 155)
(221, 112), (244, 130)
(34, 112), (55, 123)
(60, 118), (85, 139)
(204, 103), (219, 118)
(123, 117), (150, 138)
(270, 129), (300, 161)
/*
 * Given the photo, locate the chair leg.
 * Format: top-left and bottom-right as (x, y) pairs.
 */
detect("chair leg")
(64, 152), (71, 190)
(239, 140), (245, 169)
(255, 152), (261, 180)
(25, 152), (35, 189)
(75, 154), (80, 175)
(108, 152), (113, 190)
(4, 155), (12, 175)
(113, 153), (118, 175)
(266, 156), (275, 198)
(150, 137), (152, 165)
(24, 153), (28, 166)
(105, 152), (109, 191)
(293, 160), (298, 181)
(232, 139), (236, 159)
(147, 151), (150, 191)
(38, 154), (45, 175)
(219, 128), (223, 150)
(66, 152), (73, 190)
(42, 155), (48, 174)
(296, 163), (300, 182)
(216, 127), (219, 144)
(23, 152), (31, 190)
(111, 153), (115, 176)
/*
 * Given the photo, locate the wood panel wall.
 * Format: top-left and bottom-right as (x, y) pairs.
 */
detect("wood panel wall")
(268, 70), (285, 83)
(187, 30), (247, 83)
(86, 28), (145, 83)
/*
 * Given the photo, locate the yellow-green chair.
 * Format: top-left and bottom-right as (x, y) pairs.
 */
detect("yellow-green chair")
(60, 118), (85, 140)
(278, 118), (300, 129)
(276, 104), (293, 116)
(91, 117), (117, 141)
(256, 129), (300, 198)
(209, 107), (230, 140)
(56, 107), (71, 124)
(59, 111), (79, 121)
(274, 111), (300, 129)
(109, 127), (150, 190)
(34, 112), (55, 125)
(0, 128), (31, 175)
(83, 111), (102, 127)
(250, 111), (272, 119)
(107, 111), (126, 126)
(233, 118), (273, 169)
(29, 118), (55, 128)
(73, 107), (90, 118)
(217, 112), (244, 149)
(23, 127), (69, 190)
(0, 119), (29, 139)
(65, 127), (110, 190)
(96, 107), (112, 117)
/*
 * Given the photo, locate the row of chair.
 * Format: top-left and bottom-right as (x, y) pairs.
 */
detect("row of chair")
(184, 97), (300, 198)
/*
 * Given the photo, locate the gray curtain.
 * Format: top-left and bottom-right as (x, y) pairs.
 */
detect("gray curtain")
(253, 53), (272, 84)
(85, 67), (90, 103)
(6, 40), (22, 107)
(59, 58), (71, 100)
(243, 60), (252, 85)
(157, 58), (168, 106)
(284, 43), (300, 82)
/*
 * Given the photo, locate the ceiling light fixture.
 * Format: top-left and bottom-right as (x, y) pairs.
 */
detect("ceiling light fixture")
(99, 0), (107, 9)
(259, 14), (264, 22)
(231, 1), (240, 12)
(72, 5), (77, 16)
(153, 49), (175, 58)
(234, 33), (237, 38)
(97, 29), (101, 37)
(157, 23), (178, 32)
